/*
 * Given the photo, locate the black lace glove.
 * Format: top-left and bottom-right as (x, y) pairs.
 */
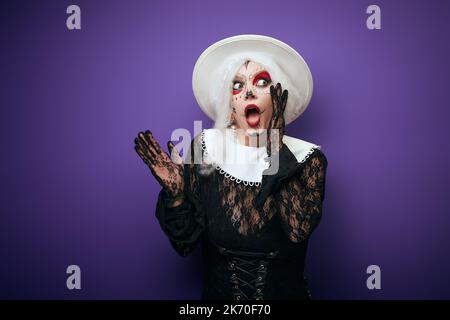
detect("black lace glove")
(254, 83), (290, 210)
(266, 83), (288, 160)
(134, 130), (185, 204)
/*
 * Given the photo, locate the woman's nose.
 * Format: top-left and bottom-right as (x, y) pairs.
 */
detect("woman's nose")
(245, 89), (255, 99)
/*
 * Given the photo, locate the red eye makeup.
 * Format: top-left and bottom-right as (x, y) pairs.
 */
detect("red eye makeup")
(232, 81), (244, 95)
(232, 70), (272, 95)
(253, 71), (271, 86)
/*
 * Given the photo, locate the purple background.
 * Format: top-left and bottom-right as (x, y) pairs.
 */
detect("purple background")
(1, 0), (449, 299)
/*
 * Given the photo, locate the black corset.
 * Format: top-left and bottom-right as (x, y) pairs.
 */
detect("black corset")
(214, 243), (279, 300)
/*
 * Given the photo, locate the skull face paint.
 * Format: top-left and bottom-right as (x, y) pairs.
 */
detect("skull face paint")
(230, 60), (274, 136)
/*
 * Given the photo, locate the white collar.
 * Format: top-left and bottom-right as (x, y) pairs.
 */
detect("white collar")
(200, 128), (321, 186)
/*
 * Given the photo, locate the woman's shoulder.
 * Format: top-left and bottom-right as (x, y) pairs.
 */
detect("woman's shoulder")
(282, 135), (327, 167)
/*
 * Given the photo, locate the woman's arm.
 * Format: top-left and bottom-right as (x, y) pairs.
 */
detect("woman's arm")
(276, 149), (328, 243)
(254, 143), (328, 243)
(154, 135), (206, 257)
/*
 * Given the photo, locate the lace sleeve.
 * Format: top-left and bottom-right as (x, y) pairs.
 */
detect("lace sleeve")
(276, 149), (328, 243)
(155, 135), (206, 257)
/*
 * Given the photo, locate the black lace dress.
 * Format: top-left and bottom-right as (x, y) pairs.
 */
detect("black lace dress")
(155, 132), (328, 300)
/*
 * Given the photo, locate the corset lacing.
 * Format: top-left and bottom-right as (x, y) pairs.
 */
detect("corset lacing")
(215, 244), (279, 300)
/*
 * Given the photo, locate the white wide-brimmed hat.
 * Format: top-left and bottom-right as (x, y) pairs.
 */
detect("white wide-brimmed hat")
(192, 34), (313, 126)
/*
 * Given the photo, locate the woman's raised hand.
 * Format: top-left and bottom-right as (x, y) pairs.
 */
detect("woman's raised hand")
(134, 130), (185, 199)
(266, 82), (288, 159)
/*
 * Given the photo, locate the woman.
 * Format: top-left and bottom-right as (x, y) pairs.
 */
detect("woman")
(134, 35), (328, 300)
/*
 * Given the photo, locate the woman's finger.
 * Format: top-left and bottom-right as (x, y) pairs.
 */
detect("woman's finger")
(135, 139), (149, 158)
(136, 137), (159, 159)
(135, 133), (148, 153)
(276, 83), (282, 97)
(139, 130), (164, 157)
(135, 145), (157, 166)
(138, 132), (150, 148)
(135, 143), (157, 165)
(134, 145), (146, 160)
(137, 133), (160, 159)
(270, 85), (280, 117)
(270, 84), (275, 95)
(138, 134), (161, 159)
(144, 130), (164, 154)
(281, 89), (288, 113)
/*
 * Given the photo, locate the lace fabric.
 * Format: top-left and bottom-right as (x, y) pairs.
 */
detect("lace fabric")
(157, 133), (327, 245)
(217, 145), (326, 241)
(276, 152), (327, 242)
(217, 172), (277, 236)
(155, 133), (328, 299)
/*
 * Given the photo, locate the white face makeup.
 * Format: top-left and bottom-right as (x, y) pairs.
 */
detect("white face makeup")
(230, 60), (274, 137)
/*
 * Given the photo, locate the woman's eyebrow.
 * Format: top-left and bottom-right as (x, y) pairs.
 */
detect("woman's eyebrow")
(252, 70), (271, 84)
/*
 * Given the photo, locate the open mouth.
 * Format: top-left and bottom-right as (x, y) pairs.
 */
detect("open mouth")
(245, 104), (261, 128)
